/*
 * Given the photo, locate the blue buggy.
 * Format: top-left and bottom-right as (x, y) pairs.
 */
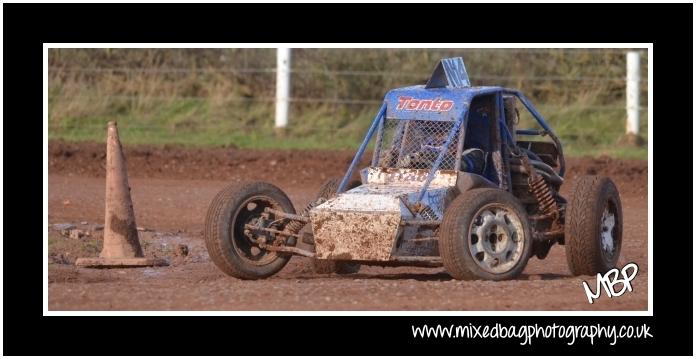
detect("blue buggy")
(205, 58), (623, 280)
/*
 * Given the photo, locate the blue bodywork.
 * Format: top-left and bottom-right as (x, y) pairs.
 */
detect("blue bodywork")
(338, 57), (564, 199)
(384, 85), (501, 122)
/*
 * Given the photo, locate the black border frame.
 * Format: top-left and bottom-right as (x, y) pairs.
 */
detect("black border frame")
(3, 3), (692, 356)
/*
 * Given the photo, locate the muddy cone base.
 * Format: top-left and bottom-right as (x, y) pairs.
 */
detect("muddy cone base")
(75, 257), (169, 268)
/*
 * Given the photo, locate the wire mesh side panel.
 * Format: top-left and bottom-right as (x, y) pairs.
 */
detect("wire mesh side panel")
(376, 119), (460, 170)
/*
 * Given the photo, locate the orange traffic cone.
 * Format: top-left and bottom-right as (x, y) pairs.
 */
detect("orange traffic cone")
(76, 122), (168, 268)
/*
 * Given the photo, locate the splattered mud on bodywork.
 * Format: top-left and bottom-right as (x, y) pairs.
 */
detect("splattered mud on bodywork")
(310, 209), (401, 261)
(362, 167), (456, 187)
(309, 171), (453, 261)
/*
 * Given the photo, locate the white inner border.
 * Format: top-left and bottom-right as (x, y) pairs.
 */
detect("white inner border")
(43, 43), (653, 316)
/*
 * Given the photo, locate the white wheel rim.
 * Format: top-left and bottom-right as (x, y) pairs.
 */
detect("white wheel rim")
(600, 202), (618, 261)
(468, 204), (525, 274)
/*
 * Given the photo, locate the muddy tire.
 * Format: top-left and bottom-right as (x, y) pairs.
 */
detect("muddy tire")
(439, 188), (533, 280)
(565, 176), (622, 276)
(204, 182), (295, 280)
(309, 177), (362, 275)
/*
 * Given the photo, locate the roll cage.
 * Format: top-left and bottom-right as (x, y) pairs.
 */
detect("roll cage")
(337, 89), (565, 200)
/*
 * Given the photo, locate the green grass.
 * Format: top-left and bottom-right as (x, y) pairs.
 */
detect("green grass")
(524, 103), (649, 159)
(47, 48), (649, 159)
(49, 98), (648, 159)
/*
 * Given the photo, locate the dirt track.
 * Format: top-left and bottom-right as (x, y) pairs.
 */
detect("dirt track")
(48, 141), (649, 311)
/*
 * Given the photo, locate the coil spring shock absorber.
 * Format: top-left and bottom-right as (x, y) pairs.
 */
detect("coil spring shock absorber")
(521, 155), (559, 218)
(418, 205), (439, 221)
(269, 199), (322, 246)
(283, 198), (324, 236)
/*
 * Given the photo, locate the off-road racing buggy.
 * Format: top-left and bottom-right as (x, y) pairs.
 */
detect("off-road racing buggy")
(205, 57), (622, 280)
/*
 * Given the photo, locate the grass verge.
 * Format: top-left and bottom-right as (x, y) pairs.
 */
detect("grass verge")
(49, 100), (648, 159)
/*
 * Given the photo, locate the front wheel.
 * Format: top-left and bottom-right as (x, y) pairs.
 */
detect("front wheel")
(439, 188), (533, 280)
(565, 176), (623, 275)
(204, 182), (296, 279)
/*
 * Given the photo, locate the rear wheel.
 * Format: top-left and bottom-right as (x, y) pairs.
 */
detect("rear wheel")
(204, 182), (295, 279)
(439, 188), (533, 280)
(565, 176), (623, 275)
(310, 177), (362, 275)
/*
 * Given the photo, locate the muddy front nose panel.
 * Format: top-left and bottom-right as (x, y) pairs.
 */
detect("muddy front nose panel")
(309, 193), (401, 261)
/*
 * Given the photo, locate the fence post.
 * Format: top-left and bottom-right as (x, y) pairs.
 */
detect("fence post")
(275, 48), (291, 131)
(626, 51), (640, 136)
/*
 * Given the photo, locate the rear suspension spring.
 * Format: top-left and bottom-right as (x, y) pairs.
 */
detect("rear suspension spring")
(528, 175), (558, 216)
(519, 153), (559, 218)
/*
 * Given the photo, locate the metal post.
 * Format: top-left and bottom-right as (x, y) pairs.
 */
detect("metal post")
(626, 51), (640, 136)
(275, 48), (291, 129)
